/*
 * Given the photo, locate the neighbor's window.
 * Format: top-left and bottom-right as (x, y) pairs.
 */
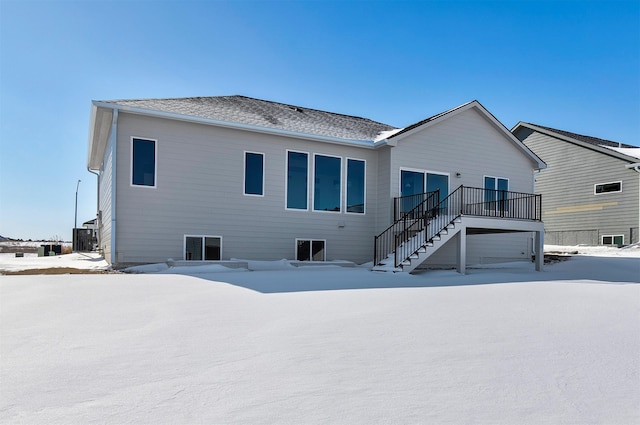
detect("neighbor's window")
(602, 235), (623, 247)
(185, 236), (221, 260)
(595, 181), (621, 194)
(296, 239), (325, 261)
(244, 152), (264, 196)
(131, 138), (156, 187)
(287, 151), (308, 210)
(314, 154), (341, 212)
(346, 159), (365, 214)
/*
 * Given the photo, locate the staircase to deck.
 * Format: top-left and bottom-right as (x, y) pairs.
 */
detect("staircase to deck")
(373, 186), (543, 273)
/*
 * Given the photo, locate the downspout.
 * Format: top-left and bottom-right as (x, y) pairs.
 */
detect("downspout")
(87, 168), (100, 249)
(110, 109), (119, 263)
(626, 163), (640, 243)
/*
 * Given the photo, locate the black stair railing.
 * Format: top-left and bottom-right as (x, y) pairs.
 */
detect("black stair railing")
(374, 190), (440, 267)
(374, 186), (542, 268)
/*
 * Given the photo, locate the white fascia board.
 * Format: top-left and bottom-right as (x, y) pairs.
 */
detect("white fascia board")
(90, 101), (385, 150)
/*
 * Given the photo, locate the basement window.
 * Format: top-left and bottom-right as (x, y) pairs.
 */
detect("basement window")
(296, 239), (325, 261)
(594, 181), (621, 194)
(602, 235), (623, 247)
(185, 236), (221, 260)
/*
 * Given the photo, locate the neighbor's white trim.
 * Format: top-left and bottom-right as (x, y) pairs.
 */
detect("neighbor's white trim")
(594, 180), (622, 195)
(601, 234), (624, 245)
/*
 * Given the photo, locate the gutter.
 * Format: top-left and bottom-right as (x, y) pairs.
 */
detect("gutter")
(87, 168), (100, 248)
(110, 109), (118, 264)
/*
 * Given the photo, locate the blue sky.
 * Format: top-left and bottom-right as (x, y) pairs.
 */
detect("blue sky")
(1, 0), (639, 240)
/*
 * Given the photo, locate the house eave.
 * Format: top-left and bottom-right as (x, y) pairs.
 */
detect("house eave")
(87, 103), (114, 170)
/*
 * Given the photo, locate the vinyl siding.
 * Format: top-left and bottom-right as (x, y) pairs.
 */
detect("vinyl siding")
(98, 138), (113, 263)
(113, 113), (379, 265)
(375, 146), (392, 233)
(390, 108), (536, 265)
(516, 129), (640, 245)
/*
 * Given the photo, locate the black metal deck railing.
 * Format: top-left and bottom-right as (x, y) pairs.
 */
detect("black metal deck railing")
(374, 186), (542, 267)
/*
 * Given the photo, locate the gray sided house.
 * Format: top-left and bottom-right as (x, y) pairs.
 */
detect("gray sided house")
(512, 122), (640, 246)
(87, 96), (546, 272)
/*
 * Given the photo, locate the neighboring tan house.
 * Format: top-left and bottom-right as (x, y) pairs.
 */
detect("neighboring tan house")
(87, 96), (546, 272)
(512, 122), (640, 246)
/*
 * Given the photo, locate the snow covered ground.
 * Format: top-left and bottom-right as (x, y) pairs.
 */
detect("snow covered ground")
(1, 248), (639, 424)
(0, 252), (109, 273)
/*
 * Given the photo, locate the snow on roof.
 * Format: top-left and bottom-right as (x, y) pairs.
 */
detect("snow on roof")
(373, 127), (405, 142)
(601, 145), (640, 160)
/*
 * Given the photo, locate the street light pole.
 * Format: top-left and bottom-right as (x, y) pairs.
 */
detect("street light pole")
(75, 179), (81, 229)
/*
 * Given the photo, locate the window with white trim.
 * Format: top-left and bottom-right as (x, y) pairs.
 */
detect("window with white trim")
(286, 151), (308, 210)
(131, 138), (156, 187)
(313, 154), (342, 212)
(484, 176), (509, 211)
(346, 158), (365, 214)
(602, 235), (623, 247)
(244, 151), (264, 196)
(296, 239), (325, 261)
(184, 236), (221, 260)
(595, 181), (621, 194)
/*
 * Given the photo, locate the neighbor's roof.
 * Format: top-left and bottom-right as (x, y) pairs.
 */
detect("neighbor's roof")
(512, 122), (639, 163)
(101, 95), (396, 141)
(528, 124), (636, 149)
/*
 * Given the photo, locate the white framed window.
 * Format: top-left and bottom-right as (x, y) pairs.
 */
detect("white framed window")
(602, 235), (623, 247)
(594, 181), (622, 195)
(484, 176), (509, 211)
(399, 168), (449, 214)
(345, 158), (366, 214)
(313, 154), (342, 213)
(286, 150), (309, 210)
(244, 151), (264, 196)
(184, 235), (222, 261)
(130, 137), (157, 187)
(295, 239), (326, 261)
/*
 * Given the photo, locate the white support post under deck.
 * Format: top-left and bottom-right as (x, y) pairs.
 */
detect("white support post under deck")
(457, 225), (467, 275)
(535, 230), (544, 271)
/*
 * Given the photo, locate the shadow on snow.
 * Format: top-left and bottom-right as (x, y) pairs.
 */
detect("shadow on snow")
(185, 256), (639, 294)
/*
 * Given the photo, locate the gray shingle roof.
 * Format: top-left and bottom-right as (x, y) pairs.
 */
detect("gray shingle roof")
(103, 95), (396, 141)
(530, 123), (637, 149)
